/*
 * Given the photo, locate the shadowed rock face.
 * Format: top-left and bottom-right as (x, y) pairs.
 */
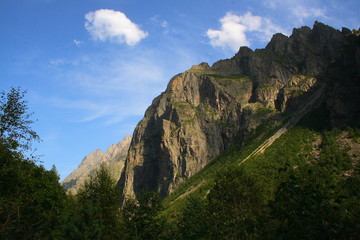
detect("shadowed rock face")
(119, 22), (360, 199)
(62, 135), (131, 194)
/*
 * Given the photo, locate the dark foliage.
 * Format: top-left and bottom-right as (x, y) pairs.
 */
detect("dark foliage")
(0, 87), (66, 239)
(0, 87), (39, 153)
(64, 165), (122, 240)
(122, 191), (164, 240)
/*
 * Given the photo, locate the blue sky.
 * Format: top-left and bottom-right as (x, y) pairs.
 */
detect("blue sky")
(1, 0), (359, 181)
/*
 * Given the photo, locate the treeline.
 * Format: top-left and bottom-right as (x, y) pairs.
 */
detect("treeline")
(1, 87), (359, 239)
(173, 158), (360, 240)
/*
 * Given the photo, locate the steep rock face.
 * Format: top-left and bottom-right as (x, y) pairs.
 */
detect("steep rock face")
(62, 135), (131, 194)
(120, 22), (360, 199)
(325, 29), (360, 127)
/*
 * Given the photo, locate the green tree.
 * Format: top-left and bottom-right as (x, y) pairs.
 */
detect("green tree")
(338, 170), (360, 239)
(178, 196), (208, 240)
(318, 130), (352, 172)
(68, 165), (122, 240)
(0, 158), (67, 240)
(122, 191), (164, 240)
(0, 87), (39, 153)
(269, 165), (359, 240)
(0, 87), (66, 239)
(206, 167), (267, 240)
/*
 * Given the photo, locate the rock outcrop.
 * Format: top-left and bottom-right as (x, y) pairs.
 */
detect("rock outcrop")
(119, 22), (360, 199)
(62, 135), (131, 194)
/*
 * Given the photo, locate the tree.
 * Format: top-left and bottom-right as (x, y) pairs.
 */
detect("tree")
(0, 141), (66, 240)
(122, 191), (164, 240)
(0, 87), (67, 239)
(269, 165), (359, 240)
(68, 165), (122, 240)
(318, 130), (352, 172)
(0, 87), (39, 153)
(206, 167), (267, 240)
(178, 196), (208, 240)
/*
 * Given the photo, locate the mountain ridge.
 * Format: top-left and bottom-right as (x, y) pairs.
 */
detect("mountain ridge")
(62, 135), (131, 194)
(119, 21), (360, 200)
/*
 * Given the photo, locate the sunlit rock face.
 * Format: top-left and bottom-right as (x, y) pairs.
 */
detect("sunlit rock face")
(119, 21), (360, 199)
(62, 135), (131, 194)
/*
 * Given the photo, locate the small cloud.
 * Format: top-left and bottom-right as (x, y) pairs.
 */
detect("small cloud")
(49, 59), (65, 67)
(263, 0), (328, 24)
(73, 39), (83, 45)
(207, 12), (286, 51)
(85, 9), (148, 46)
(292, 5), (326, 19)
(49, 57), (88, 67)
(150, 15), (169, 28)
(263, 0), (278, 9)
(161, 20), (169, 28)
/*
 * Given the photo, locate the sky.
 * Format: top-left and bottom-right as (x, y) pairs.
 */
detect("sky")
(1, 0), (359, 181)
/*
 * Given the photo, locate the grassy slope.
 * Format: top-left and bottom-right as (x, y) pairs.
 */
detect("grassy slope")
(162, 115), (284, 217)
(162, 105), (358, 218)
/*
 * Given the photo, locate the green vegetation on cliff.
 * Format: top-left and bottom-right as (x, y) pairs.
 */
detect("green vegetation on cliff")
(159, 106), (360, 240)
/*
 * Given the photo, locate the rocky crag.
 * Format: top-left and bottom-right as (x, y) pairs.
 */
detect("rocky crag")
(119, 21), (360, 199)
(62, 135), (131, 194)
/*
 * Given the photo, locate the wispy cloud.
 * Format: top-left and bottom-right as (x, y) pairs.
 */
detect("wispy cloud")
(45, 47), (183, 125)
(49, 98), (111, 122)
(49, 56), (89, 68)
(207, 12), (286, 51)
(67, 54), (165, 95)
(85, 9), (148, 46)
(45, 10), (208, 126)
(263, 0), (328, 24)
(150, 15), (169, 28)
(291, 5), (326, 20)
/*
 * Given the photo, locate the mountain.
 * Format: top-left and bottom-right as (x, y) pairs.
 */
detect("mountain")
(62, 135), (131, 194)
(119, 21), (360, 200)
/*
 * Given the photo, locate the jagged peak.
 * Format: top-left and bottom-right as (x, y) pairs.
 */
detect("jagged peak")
(265, 33), (288, 52)
(233, 46), (253, 58)
(292, 25), (312, 36)
(190, 62), (210, 70)
(79, 149), (103, 165)
(104, 144), (120, 159)
(117, 135), (132, 148)
(62, 135), (132, 193)
(313, 20), (331, 30)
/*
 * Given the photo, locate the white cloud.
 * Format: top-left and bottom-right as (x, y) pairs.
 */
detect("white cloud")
(263, 0), (327, 24)
(69, 55), (165, 95)
(263, 0), (278, 9)
(47, 48), (174, 125)
(85, 9), (148, 46)
(292, 5), (326, 19)
(150, 15), (169, 28)
(49, 56), (89, 68)
(49, 97), (113, 123)
(207, 12), (286, 51)
(73, 39), (82, 45)
(47, 36), (202, 126)
(47, 93), (152, 124)
(161, 20), (169, 28)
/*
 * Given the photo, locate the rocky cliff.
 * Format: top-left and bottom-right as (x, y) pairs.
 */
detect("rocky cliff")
(62, 135), (131, 194)
(119, 22), (360, 199)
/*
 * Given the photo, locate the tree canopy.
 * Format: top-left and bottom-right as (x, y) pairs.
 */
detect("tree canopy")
(0, 87), (40, 153)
